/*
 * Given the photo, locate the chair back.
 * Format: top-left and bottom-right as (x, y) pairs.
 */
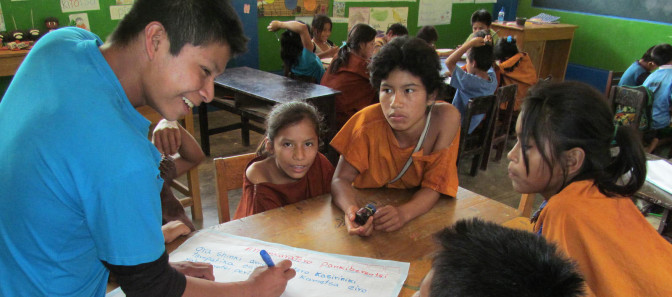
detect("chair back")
(605, 70), (625, 96)
(214, 153), (257, 223)
(457, 94), (498, 176)
(486, 84), (518, 165)
(609, 85), (648, 131)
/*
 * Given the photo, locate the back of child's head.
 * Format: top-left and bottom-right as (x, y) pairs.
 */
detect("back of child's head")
(430, 218), (585, 297)
(641, 45), (655, 62)
(651, 43), (672, 66)
(386, 23), (409, 36)
(519, 81), (646, 197)
(369, 36), (445, 99)
(467, 30), (494, 72)
(311, 14), (332, 36)
(494, 36), (519, 62)
(471, 9), (492, 26)
(416, 26), (439, 46)
(280, 28), (303, 74)
(256, 101), (324, 156)
(329, 23), (377, 74)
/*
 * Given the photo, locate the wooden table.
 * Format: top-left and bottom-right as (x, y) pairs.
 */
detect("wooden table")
(0, 49), (29, 77)
(161, 187), (518, 297)
(491, 22), (578, 82)
(201, 67), (340, 160)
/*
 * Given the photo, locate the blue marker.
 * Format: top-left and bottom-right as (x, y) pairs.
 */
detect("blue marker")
(260, 249), (275, 267)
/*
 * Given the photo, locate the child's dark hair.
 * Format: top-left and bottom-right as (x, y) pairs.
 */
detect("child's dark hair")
(494, 36), (520, 71)
(416, 26), (439, 46)
(256, 101), (324, 157)
(329, 23), (376, 74)
(311, 14), (332, 37)
(109, 0), (247, 56)
(369, 36), (445, 99)
(471, 9), (492, 26)
(651, 43), (672, 66)
(641, 45), (655, 62)
(430, 218), (585, 297)
(467, 30), (494, 72)
(519, 81), (646, 197)
(280, 22), (310, 76)
(386, 23), (408, 36)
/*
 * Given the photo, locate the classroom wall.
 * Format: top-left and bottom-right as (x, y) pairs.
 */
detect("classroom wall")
(257, 1), (495, 72)
(516, 0), (672, 71)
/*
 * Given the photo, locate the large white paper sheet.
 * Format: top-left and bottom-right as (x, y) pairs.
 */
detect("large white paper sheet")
(646, 160), (672, 194)
(108, 230), (409, 297)
(418, 0), (452, 26)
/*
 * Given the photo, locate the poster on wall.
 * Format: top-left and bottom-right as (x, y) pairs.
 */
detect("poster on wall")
(418, 0), (452, 26)
(369, 7), (408, 34)
(69, 13), (90, 31)
(257, 0), (329, 17)
(347, 7), (370, 31)
(61, 0), (100, 13)
(110, 5), (132, 20)
(0, 3), (5, 32)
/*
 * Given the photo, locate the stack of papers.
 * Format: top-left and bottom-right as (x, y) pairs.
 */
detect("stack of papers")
(646, 160), (672, 194)
(528, 13), (560, 24)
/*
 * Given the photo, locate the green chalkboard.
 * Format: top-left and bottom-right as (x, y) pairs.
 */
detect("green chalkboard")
(532, 0), (672, 24)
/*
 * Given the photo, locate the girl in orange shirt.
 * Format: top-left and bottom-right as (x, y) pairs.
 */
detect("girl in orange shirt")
(507, 81), (672, 297)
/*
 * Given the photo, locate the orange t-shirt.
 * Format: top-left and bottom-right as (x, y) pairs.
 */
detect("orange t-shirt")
(535, 180), (672, 297)
(330, 104), (459, 197)
(495, 52), (538, 110)
(233, 153), (335, 219)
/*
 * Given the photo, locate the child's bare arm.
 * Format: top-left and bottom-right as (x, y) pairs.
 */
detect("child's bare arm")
(153, 120), (205, 177)
(331, 156), (373, 236)
(267, 20), (314, 52)
(445, 36), (487, 72)
(374, 188), (440, 232)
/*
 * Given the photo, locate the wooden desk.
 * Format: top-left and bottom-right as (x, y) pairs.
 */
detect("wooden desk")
(491, 22), (577, 82)
(636, 154), (672, 234)
(0, 49), (29, 77)
(162, 187), (518, 297)
(204, 66), (340, 160)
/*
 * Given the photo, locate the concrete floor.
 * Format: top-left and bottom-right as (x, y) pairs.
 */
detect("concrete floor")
(179, 109), (542, 230)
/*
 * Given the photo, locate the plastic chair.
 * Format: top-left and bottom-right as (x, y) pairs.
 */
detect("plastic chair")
(136, 105), (203, 220)
(483, 84), (518, 170)
(214, 153), (257, 223)
(457, 94), (498, 176)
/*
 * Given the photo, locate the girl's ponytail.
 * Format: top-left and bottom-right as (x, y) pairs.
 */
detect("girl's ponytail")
(598, 125), (647, 197)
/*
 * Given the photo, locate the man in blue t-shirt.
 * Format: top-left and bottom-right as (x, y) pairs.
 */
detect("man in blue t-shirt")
(0, 0), (295, 296)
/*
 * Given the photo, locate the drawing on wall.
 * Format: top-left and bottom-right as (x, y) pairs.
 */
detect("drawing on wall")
(369, 7), (408, 34)
(333, 1), (345, 18)
(418, 0), (452, 26)
(257, 0), (329, 16)
(68, 13), (90, 31)
(110, 5), (132, 21)
(0, 3), (5, 32)
(348, 7), (370, 31)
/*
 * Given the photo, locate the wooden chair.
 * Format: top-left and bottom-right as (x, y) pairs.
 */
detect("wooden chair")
(482, 84), (518, 170)
(136, 106), (203, 220)
(501, 193), (537, 232)
(605, 70), (625, 97)
(214, 153), (257, 223)
(199, 87), (266, 155)
(457, 94), (498, 176)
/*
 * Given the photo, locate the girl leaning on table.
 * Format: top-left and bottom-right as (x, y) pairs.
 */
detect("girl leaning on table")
(506, 81), (672, 297)
(330, 36), (461, 236)
(233, 101), (334, 219)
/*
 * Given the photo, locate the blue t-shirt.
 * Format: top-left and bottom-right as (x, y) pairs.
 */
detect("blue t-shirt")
(0, 28), (165, 296)
(292, 47), (325, 82)
(619, 61), (648, 86)
(643, 66), (672, 130)
(450, 66), (497, 133)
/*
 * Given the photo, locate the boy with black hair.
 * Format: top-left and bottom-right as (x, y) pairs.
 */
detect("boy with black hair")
(446, 30), (497, 134)
(0, 0), (295, 296)
(619, 45), (657, 86)
(464, 9), (499, 47)
(414, 218), (586, 297)
(374, 23), (409, 54)
(643, 43), (672, 152)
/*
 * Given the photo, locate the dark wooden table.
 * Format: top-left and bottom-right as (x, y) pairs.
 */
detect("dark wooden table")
(200, 67), (340, 160)
(0, 49), (29, 77)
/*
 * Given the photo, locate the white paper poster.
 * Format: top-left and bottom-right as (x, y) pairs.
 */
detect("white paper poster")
(348, 7), (370, 31)
(418, 0), (453, 26)
(369, 7), (408, 34)
(69, 13), (90, 31)
(108, 230), (410, 297)
(61, 0), (100, 13)
(474, 0), (497, 3)
(110, 5), (132, 20)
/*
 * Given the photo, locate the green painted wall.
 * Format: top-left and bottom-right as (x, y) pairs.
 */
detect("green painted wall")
(517, 0), (672, 71)
(257, 1), (494, 72)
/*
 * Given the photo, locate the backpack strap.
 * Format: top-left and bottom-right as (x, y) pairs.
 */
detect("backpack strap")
(388, 104), (434, 184)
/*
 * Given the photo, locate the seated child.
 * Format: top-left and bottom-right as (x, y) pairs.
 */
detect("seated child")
(416, 26), (438, 49)
(268, 20), (325, 83)
(152, 119), (206, 242)
(321, 23), (378, 129)
(507, 81), (672, 297)
(446, 30), (497, 134)
(463, 9), (499, 47)
(414, 218), (585, 297)
(311, 14), (339, 59)
(234, 101), (335, 219)
(331, 36), (461, 236)
(374, 23), (408, 55)
(494, 35), (538, 111)
(642, 43), (672, 152)
(619, 45), (657, 86)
